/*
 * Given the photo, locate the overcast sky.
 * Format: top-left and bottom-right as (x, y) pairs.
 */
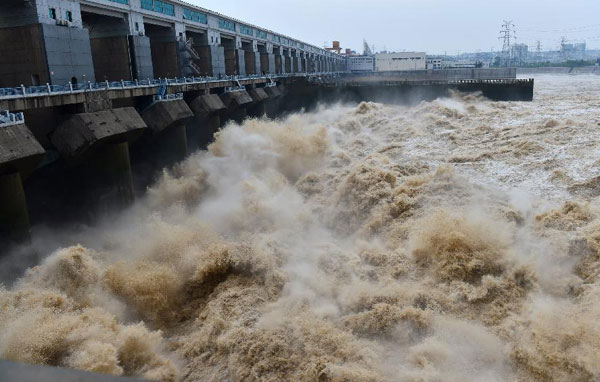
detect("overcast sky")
(187, 0), (600, 54)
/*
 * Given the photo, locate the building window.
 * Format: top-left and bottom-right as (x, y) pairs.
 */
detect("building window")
(65, 11), (73, 22)
(255, 30), (267, 39)
(107, 0), (128, 3)
(135, 22), (139, 31)
(140, 0), (174, 16)
(240, 24), (253, 36)
(183, 8), (207, 24)
(49, 8), (57, 19)
(218, 18), (235, 31)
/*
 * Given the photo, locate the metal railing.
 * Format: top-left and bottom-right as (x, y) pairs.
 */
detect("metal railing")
(0, 110), (25, 127)
(224, 85), (247, 93)
(0, 72), (349, 101)
(340, 78), (534, 87)
(153, 93), (184, 102)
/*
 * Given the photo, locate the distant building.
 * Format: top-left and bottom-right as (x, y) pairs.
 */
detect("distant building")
(375, 52), (426, 72)
(427, 56), (482, 69)
(347, 56), (374, 72)
(561, 42), (586, 59)
(511, 44), (528, 64)
(426, 58), (442, 70)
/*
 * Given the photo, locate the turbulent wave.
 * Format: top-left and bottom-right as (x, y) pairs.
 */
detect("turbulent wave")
(2, 75), (600, 381)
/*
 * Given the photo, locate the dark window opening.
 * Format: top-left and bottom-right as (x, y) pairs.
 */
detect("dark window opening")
(135, 22), (140, 31)
(71, 77), (78, 85)
(31, 74), (40, 86)
(49, 8), (57, 19)
(65, 11), (73, 22)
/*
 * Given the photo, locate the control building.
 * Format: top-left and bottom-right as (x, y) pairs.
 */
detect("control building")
(347, 56), (374, 72)
(375, 52), (426, 72)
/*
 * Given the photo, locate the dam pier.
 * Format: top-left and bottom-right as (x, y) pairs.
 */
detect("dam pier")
(0, 0), (533, 245)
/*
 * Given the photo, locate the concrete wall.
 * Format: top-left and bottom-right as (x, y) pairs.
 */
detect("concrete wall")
(375, 52), (426, 72)
(0, 24), (49, 87)
(150, 41), (179, 78)
(129, 35), (154, 80)
(0, 2), (40, 28)
(41, 23), (95, 85)
(90, 36), (132, 81)
(517, 66), (600, 75)
(351, 68), (517, 82)
(244, 51), (256, 75)
(348, 56), (374, 72)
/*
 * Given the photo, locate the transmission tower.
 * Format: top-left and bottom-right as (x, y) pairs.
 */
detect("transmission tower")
(535, 40), (542, 60)
(498, 20), (516, 54)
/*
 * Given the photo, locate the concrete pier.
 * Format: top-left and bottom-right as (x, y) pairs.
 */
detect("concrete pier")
(88, 141), (135, 208)
(0, 172), (31, 242)
(141, 98), (194, 166)
(50, 107), (146, 211)
(0, 122), (45, 241)
(220, 90), (253, 124)
(248, 87), (269, 118)
(51, 108), (146, 161)
(188, 93), (227, 146)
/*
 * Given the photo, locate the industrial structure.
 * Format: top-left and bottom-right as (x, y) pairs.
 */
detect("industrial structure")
(375, 52), (427, 72)
(0, 0), (345, 87)
(0, 0), (533, 249)
(347, 56), (375, 72)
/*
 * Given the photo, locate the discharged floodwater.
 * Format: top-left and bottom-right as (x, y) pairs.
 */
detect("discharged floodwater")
(1, 74), (600, 382)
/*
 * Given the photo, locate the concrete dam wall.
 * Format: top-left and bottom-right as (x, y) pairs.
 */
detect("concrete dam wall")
(517, 66), (600, 75)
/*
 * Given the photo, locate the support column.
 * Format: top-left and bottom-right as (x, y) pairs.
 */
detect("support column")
(0, 172), (30, 242)
(220, 90), (253, 124)
(129, 35), (154, 79)
(261, 44), (276, 75)
(0, 121), (45, 241)
(292, 51), (300, 73)
(263, 85), (282, 117)
(188, 93), (227, 147)
(197, 45), (225, 77)
(88, 142), (135, 209)
(51, 108), (147, 211)
(248, 87), (269, 118)
(242, 41), (259, 75)
(276, 51), (284, 74)
(140, 98), (194, 167)
(230, 107), (247, 123)
(284, 50), (292, 73)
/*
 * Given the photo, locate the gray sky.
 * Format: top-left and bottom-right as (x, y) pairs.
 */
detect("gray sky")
(187, 0), (600, 54)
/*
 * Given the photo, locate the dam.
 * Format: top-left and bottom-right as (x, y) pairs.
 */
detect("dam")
(7, 2), (600, 382)
(0, 0), (533, 244)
